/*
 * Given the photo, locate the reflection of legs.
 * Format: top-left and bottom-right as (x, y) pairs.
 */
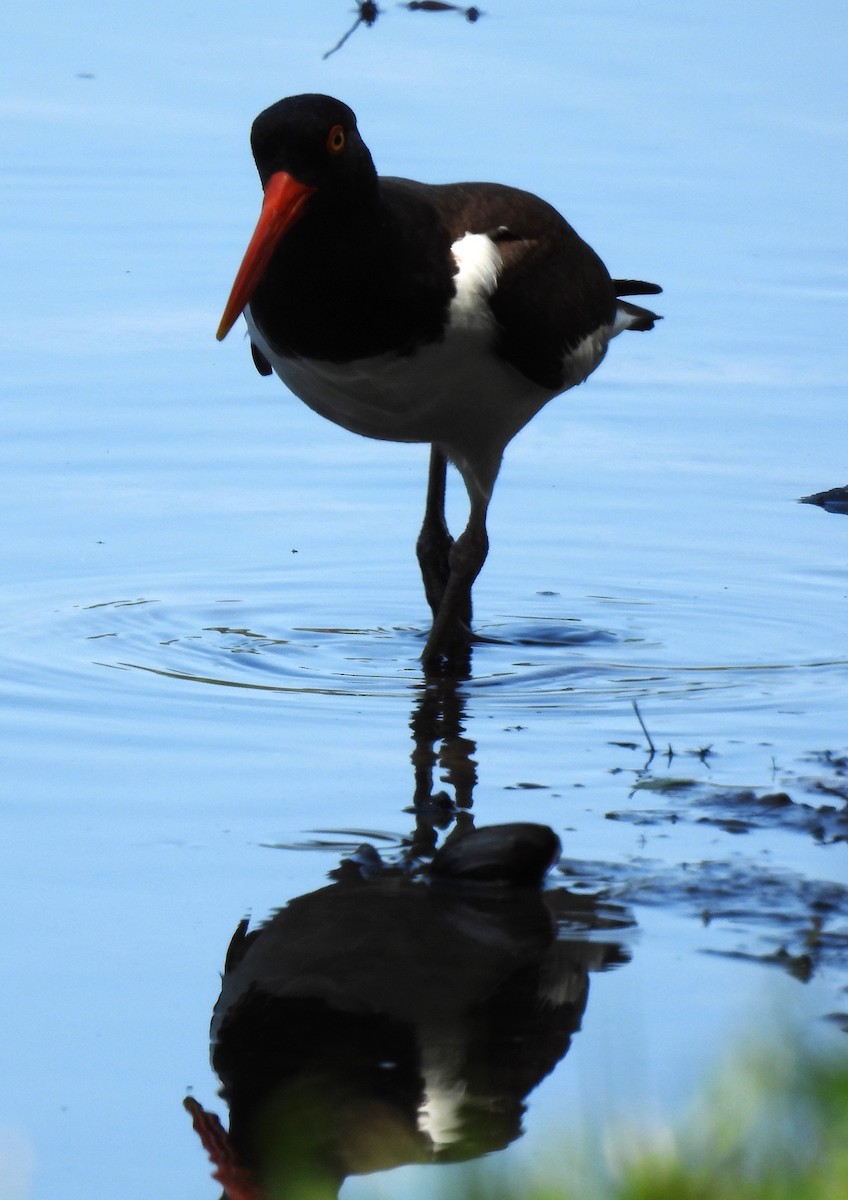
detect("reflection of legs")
(410, 675), (477, 812)
(408, 673), (477, 862)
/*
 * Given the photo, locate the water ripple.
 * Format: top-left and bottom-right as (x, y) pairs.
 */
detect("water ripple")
(3, 578), (847, 719)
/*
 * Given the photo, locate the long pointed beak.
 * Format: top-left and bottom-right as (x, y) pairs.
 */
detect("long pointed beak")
(216, 171), (317, 341)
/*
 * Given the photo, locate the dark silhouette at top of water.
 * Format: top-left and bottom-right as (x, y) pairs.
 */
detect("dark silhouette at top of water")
(800, 485), (848, 515)
(323, 1), (483, 59)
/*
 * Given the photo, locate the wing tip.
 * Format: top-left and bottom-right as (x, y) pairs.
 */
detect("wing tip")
(613, 279), (663, 298)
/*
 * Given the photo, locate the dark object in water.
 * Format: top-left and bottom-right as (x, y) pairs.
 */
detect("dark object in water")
(323, 2), (380, 59)
(405, 1), (484, 19)
(799, 485), (848, 515)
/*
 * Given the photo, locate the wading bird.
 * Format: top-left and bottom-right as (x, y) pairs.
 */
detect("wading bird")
(217, 94), (661, 671)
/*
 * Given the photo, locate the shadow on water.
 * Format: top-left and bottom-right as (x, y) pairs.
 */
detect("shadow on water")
(184, 673), (633, 1199)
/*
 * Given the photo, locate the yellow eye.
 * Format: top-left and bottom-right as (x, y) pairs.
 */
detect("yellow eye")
(327, 125), (345, 155)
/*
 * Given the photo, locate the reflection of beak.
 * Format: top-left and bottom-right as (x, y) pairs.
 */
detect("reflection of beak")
(184, 1096), (263, 1200)
(216, 171), (317, 341)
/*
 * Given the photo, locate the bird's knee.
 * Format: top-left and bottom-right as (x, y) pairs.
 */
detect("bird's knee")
(416, 522), (453, 569)
(449, 524), (489, 584)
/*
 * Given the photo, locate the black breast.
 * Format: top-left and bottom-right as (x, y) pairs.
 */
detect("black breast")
(251, 175), (617, 393)
(250, 183), (457, 362)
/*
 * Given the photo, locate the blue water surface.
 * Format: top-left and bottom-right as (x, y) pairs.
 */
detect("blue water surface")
(1, 2), (847, 1197)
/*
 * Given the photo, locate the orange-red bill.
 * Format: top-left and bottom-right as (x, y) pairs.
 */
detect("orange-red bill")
(216, 171), (317, 341)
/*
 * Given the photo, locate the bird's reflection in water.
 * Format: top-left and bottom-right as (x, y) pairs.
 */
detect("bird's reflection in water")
(408, 672), (478, 857)
(186, 679), (634, 1199)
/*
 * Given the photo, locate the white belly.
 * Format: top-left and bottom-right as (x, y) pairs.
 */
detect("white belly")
(245, 231), (615, 465)
(247, 305), (549, 447)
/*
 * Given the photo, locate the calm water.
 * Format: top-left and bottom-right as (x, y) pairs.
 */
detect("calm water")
(2, 2), (847, 1197)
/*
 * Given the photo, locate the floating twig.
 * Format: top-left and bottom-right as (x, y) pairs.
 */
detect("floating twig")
(323, 2), (381, 59)
(403, 1), (483, 20)
(632, 699), (656, 757)
(324, 0), (482, 59)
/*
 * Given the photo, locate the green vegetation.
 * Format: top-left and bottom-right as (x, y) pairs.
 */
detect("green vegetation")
(448, 1032), (848, 1200)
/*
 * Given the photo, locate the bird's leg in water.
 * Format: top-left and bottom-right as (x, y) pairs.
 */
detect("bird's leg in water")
(421, 470), (492, 671)
(416, 445), (456, 618)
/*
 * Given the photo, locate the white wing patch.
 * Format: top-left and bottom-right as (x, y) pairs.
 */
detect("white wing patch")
(448, 232), (502, 334)
(611, 303), (645, 336)
(562, 327), (611, 387)
(562, 303), (642, 388)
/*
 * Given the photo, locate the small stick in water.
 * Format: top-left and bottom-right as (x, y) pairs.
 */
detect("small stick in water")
(632, 699), (656, 756)
(323, 2), (380, 60)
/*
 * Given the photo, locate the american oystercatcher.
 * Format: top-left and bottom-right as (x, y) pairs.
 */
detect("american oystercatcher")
(217, 94), (661, 670)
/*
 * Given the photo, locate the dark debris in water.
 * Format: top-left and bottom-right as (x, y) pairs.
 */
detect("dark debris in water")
(796, 750), (848, 804)
(608, 770), (847, 844)
(799, 485), (848, 514)
(631, 776), (699, 794)
(702, 944), (820, 984)
(591, 748), (848, 986)
(323, 0), (483, 59)
(475, 619), (619, 648)
(689, 786), (845, 841)
(807, 750), (848, 773)
(558, 856), (848, 985)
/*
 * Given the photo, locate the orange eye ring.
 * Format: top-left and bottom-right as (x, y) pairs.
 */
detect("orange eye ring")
(326, 125), (345, 155)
